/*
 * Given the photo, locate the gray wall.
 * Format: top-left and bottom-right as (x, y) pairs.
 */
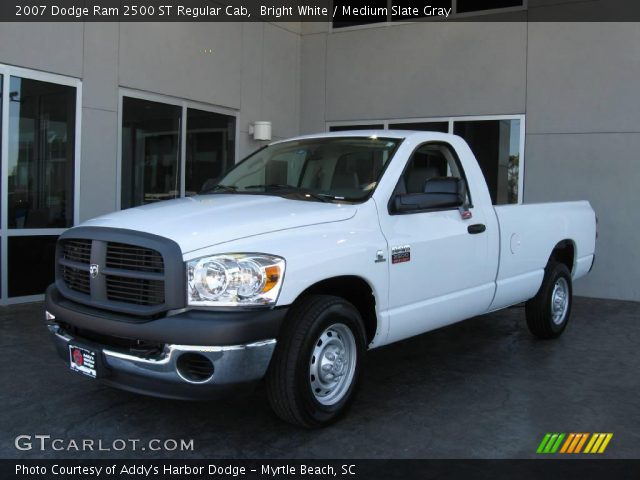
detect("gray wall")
(0, 21), (301, 222)
(1, 18), (637, 302)
(299, 18), (640, 302)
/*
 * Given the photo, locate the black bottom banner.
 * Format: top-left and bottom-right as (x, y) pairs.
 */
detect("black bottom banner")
(4, 459), (640, 480)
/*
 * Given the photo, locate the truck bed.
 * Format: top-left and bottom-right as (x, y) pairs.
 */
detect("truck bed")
(489, 201), (596, 311)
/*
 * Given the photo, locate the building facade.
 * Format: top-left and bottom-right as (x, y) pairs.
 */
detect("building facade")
(0, 10), (638, 303)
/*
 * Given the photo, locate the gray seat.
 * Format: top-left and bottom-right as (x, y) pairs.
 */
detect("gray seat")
(331, 170), (360, 190)
(406, 167), (439, 193)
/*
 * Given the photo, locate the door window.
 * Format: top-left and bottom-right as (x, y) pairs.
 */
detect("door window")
(395, 143), (469, 203)
(330, 116), (523, 205)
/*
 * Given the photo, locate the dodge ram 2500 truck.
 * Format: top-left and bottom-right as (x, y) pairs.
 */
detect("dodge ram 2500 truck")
(45, 131), (596, 427)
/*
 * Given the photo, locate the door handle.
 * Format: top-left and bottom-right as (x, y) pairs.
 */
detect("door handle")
(468, 224), (486, 235)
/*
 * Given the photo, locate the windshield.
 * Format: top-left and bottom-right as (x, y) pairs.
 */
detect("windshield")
(203, 136), (402, 202)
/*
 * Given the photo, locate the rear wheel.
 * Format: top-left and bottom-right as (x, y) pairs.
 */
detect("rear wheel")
(526, 261), (573, 339)
(266, 295), (366, 428)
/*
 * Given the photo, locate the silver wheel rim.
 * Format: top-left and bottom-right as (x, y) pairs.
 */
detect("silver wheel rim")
(309, 323), (357, 406)
(551, 277), (570, 325)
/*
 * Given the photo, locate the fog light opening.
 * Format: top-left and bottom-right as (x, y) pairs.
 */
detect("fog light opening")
(176, 353), (215, 384)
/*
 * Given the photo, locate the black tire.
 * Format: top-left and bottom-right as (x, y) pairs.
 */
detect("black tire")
(526, 261), (573, 339)
(266, 295), (366, 428)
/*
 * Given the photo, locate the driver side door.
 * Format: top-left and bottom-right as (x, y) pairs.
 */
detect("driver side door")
(378, 142), (496, 344)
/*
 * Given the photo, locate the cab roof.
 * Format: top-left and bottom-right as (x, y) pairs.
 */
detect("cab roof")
(270, 130), (460, 144)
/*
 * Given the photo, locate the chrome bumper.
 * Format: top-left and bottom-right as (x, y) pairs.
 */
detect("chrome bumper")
(47, 322), (276, 400)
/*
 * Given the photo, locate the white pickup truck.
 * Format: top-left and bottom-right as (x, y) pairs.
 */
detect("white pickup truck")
(45, 131), (596, 428)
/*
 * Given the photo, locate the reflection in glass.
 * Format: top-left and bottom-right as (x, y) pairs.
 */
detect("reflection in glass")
(0, 74), (2, 227)
(185, 108), (236, 196)
(121, 97), (181, 208)
(389, 122), (449, 133)
(8, 235), (58, 297)
(329, 124), (385, 132)
(8, 77), (76, 228)
(457, 0), (523, 13)
(454, 119), (521, 205)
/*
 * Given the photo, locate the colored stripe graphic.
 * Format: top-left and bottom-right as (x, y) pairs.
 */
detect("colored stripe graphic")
(560, 433), (575, 453)
(598, 434), (613, 453)
(536, 434), (552, 454)
(567, 433), (583, 453)
(585, 433), (614, 454)
(550, 433), (565, 453)
(537, 433), (565, 454)
(538, 433), (613, 454)
(584, 434), (599, 453)
(574, 433), (589, 453)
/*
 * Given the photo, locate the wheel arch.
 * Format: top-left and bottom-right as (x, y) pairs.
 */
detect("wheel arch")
(293, 276), (379, 345)
(549, 239), (576, 275)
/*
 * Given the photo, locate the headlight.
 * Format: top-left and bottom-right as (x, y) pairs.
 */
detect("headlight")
(187, 254), (285, 307)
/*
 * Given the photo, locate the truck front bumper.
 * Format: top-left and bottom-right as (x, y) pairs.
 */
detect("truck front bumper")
(45, 285), (287, 400)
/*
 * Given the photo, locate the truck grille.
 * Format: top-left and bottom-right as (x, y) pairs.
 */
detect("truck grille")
(106, 242), (164, 273)
(106, 275), (165, 306)
(55, 231), (182, 316)
(61, 265), (91, 295)
(62, 239), (92, 263)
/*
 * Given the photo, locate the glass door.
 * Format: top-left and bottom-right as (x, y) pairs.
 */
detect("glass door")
(0, 67), (80, 303)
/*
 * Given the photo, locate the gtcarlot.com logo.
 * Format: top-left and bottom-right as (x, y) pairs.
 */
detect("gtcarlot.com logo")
(14, 435), (195, 452)
(536, 433), (613, 455)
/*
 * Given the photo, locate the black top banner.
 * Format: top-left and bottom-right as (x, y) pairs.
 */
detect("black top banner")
(1, 0), (640, 22)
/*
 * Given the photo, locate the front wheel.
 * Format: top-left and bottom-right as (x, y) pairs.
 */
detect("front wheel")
(266, 295), (366, 428)
(526, 261), (573, 339)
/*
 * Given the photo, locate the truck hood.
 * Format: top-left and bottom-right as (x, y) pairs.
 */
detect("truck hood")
(81, 194), (358, 253)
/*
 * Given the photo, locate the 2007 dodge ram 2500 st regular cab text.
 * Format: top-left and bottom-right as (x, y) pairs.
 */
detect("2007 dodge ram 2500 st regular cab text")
(45, 131), (596, 427)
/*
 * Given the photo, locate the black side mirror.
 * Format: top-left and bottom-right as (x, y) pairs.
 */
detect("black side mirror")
(394, 177), (465, 213)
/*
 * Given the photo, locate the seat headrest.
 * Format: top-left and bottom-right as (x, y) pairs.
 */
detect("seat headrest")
(406, 167), (439, 193)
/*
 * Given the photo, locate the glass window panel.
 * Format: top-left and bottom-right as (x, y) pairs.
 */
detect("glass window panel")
(8, 77), (76, 228)
(392, 0), (452, 21)
(457, 0), (523, 13)
(185, 108), (236, 196)
(389, 121), (449, 133)
(8, 235), (58, 297)
(329, 124), (385, 132)
(454, 119), (521, 205)
(121, 97), (181, 209)
(0, 74), (2, 226)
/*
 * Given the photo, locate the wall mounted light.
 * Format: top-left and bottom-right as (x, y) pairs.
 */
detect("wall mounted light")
(249, 121), (272, 141)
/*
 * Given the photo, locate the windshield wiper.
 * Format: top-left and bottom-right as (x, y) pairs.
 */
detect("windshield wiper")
(200, 184), (238, 194)
(243, 184), (336, 203)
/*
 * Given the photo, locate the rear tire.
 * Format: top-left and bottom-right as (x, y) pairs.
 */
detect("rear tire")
(266, 295), (366, 428)
(526, 261), (573, 339)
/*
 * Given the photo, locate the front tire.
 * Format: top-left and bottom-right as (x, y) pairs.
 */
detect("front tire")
(266, 295), (366, 428)
(526, 261), (573, 339)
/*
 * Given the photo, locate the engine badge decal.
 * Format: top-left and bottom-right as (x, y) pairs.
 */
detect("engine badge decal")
(391, 245), (411, 264)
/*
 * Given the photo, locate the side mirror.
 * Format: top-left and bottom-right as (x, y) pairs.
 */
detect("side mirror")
(393, 177), (465, 213)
